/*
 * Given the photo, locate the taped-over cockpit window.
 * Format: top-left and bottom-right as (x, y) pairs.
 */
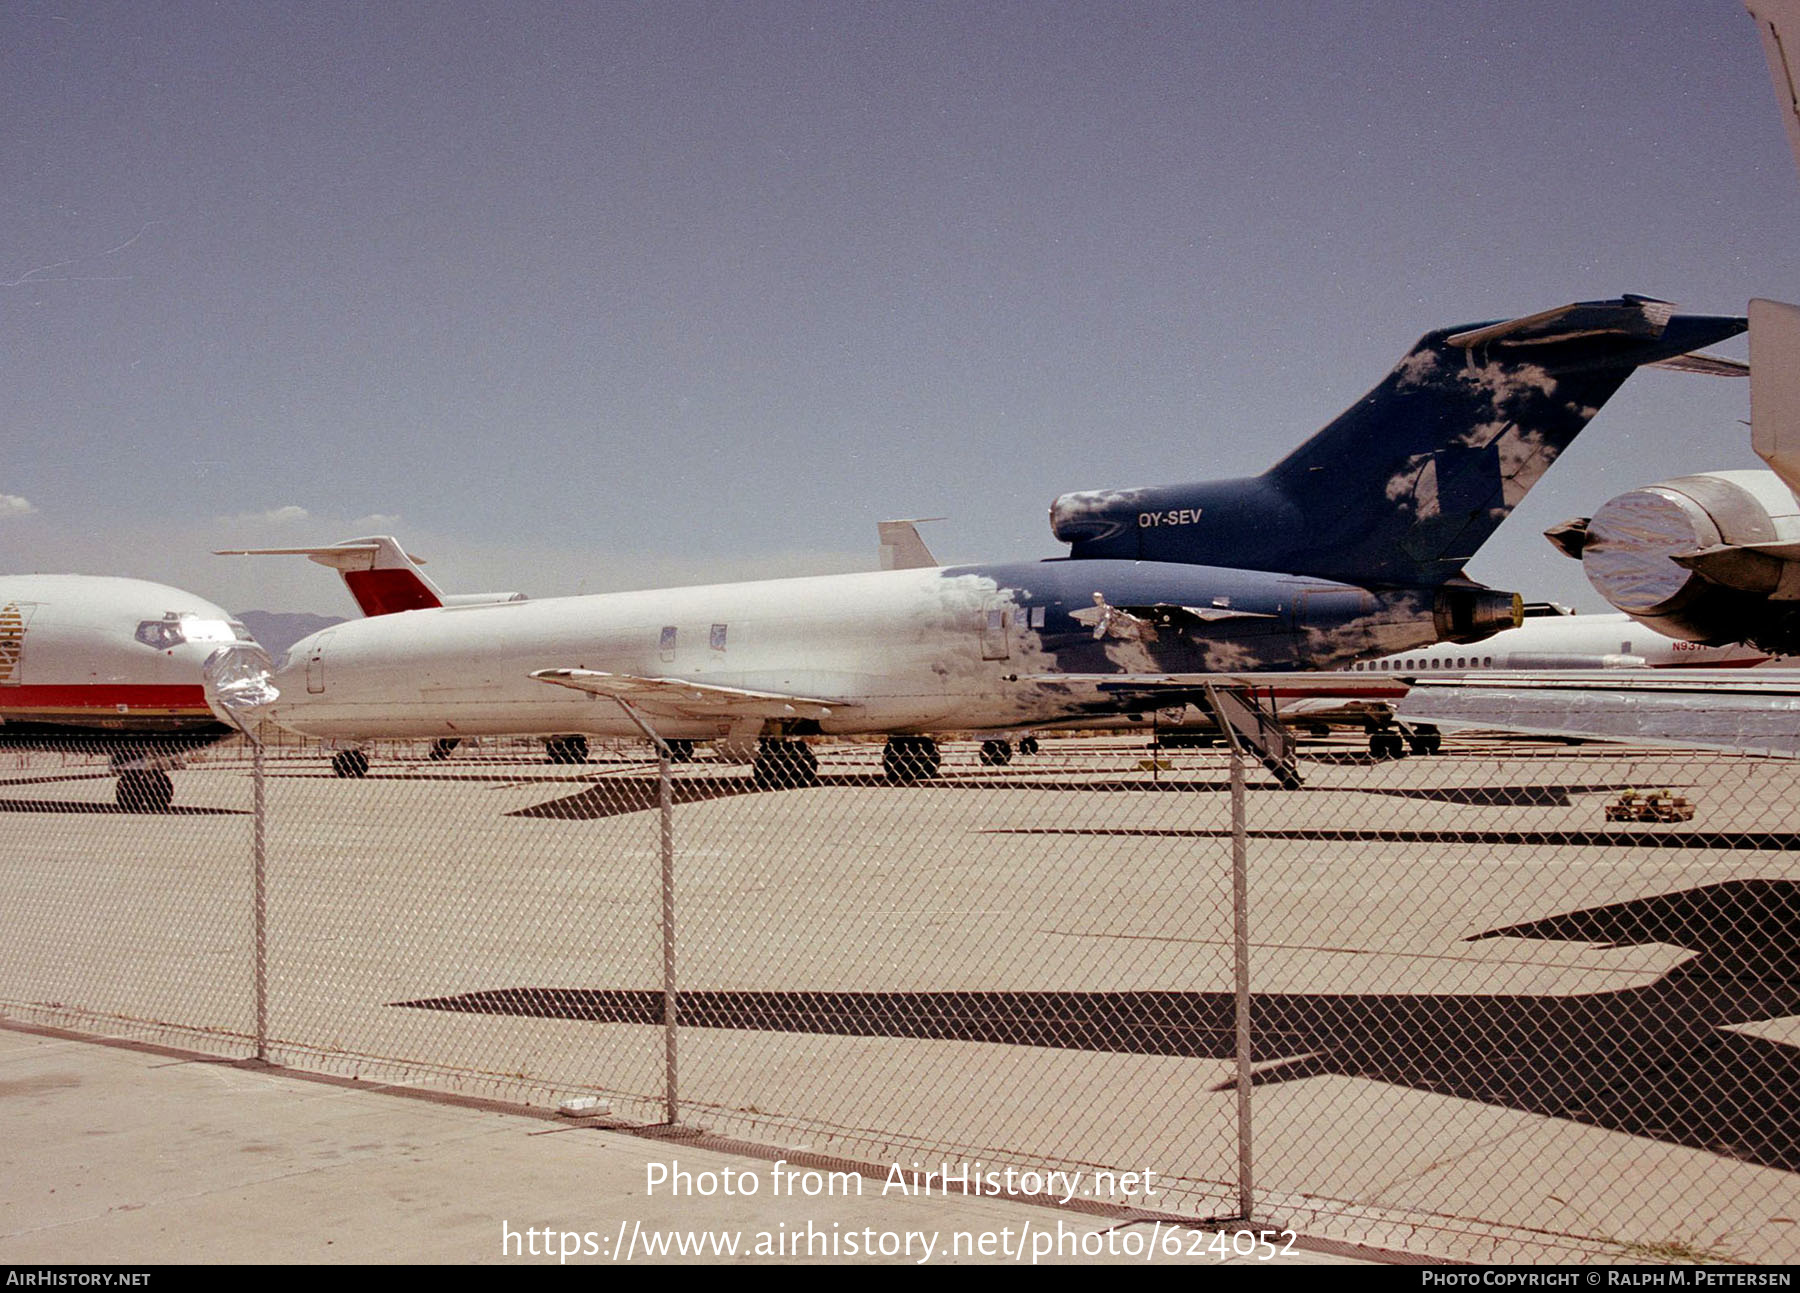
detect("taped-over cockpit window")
(135, 616), (244, 650)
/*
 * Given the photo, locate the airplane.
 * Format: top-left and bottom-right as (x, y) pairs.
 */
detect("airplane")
(203, 296), (1747, 789)
(1388, 12), (1800, 756)
(1748, 0), (1800, 176)
(0, 574), (263, 809)
(1545, 298), (1800, 659)
(1541, 10), (1800, 651)
(1140, 603), (1775, 758)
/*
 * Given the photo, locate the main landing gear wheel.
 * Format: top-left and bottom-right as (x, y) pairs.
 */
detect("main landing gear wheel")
(978, 739), (1013, 767)
(1018, 736), (1040, 756)
(881, 735), (941, 784)
(1407, 727), (1442, 756)
(664, 739), (696, 764)
(116, 769), (174, 812)
(545, 735), (589, 765)
(753, 738), (820, 788)
(1368, 731), (1406, 760)
(331, 749), (371, 778)
(428, 738), (460, 761)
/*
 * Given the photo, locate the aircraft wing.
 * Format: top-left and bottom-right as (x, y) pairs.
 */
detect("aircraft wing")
(531, 669), (850, 721)
(1398, 670), (1800, 757)
(1007, 671), (1406, 702)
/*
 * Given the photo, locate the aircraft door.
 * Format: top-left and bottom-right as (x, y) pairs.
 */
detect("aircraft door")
(980, 604), (1012, 660)
(0, 603), (34, 686)
(305, 630), (334, 694)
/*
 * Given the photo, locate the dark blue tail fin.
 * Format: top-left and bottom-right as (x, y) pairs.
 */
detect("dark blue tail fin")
(1050, 296), (1747, 586)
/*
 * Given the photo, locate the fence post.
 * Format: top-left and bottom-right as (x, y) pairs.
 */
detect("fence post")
(659, 748), (679, 1125)
(252, 738), (269, 1063)
(1230, 741), (1253, 1221)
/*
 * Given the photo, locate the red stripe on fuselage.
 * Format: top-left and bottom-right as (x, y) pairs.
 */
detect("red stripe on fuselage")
(0, 684), (212, 717)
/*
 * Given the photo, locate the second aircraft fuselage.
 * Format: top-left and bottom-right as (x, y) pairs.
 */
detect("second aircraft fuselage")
(260, 560), (1458, 742)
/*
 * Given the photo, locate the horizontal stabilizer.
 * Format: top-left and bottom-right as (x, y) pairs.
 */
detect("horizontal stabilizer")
(214, 535), (522, 618)
(1444, 295), (1674, 349)
(1648, 352), (1750, 377)
(531, 668), (847, 721)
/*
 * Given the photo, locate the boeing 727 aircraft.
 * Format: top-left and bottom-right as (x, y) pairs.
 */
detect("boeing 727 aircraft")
(0, 574), (263, 808)
(206, 296), (1746, 786)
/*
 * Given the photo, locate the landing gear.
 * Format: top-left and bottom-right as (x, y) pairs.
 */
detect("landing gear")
(1406, 725), (1442, 756)
(1018, 736), (1040, 756)
(753, 738), (819, 788)
(1368, 731), (1406, 760)
(978, 739), (1013, 767)
(428, 738), (460, 761)
(116, 769), (174, 811)
(664, 739), (696, 764)
(545, 735), (589, 765)
(331, 749), (371, 778)
(881, 735), (941, 784)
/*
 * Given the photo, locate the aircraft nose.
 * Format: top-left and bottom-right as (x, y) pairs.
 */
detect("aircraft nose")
(202, 643), (279, 733)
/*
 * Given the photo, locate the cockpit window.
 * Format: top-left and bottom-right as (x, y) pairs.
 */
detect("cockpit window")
(135, 615), (251, 650)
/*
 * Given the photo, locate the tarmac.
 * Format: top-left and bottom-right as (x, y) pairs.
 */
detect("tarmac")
(0, 1020), (1382, 1266)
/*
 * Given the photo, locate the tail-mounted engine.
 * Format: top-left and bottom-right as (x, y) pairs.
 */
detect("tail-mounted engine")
(1547, 470), (1800, 653)
(1432, 583), (1524, 644)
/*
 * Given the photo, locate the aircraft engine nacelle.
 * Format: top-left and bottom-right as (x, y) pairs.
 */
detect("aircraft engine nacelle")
(1546, 469), (1800, 652)
(1432, 584), (1524, 644)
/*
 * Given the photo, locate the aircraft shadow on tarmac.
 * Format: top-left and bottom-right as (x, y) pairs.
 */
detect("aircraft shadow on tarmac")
(1365, 783), (1639, 807)
(993, 825), (1800, 851)
(397, 879), (1800, 1171)
(0, 774), (244, 815)
(507, 771), (1254, 821)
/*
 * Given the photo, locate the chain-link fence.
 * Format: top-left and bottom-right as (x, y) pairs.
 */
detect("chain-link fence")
(1, 729), (1795, 1262)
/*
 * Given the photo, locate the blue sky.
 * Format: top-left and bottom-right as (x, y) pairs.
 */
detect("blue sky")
(4, 1), (1794, 615)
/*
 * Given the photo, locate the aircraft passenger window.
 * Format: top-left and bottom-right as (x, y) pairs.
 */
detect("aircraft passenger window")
(1029, 606), (1046, 629)
(711, 623), (727, 651)
(659, 626), (677, 662)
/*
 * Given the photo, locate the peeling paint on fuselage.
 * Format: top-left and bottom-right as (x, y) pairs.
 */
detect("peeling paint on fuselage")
(1044, 319), (1734, 587)
(261, 561), (1449, 741)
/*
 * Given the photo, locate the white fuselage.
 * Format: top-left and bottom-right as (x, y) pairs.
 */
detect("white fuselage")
(0, 574), (257, 733)
(1348, 611), (1772, 676)
(266, 567), (1052, 740)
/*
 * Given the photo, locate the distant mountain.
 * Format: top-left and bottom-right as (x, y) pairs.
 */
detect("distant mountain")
(237, 610), (346, 657)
